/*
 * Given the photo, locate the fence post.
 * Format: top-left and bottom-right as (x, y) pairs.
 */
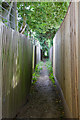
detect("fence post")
(78, 2), (80, 119)
(0, 23), (2, 120)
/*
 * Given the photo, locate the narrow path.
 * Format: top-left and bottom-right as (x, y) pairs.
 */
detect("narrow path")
(17, 62), (65, 118)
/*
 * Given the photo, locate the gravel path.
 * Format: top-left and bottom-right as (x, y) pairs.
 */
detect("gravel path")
(17, 62), (65, 119)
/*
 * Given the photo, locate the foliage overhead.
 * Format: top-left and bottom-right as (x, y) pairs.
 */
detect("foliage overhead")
(17, 3), (69, 33)
(17, 2), (69, 52)
(2, 2), (69, 52)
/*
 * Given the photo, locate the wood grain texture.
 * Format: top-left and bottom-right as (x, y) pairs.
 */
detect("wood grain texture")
(53, 2), (80, 118)
(0, 22), (33, 118)
(78, 2), (80, 119)
(0, 22), (2, 120)
(49, 46), (53, 64)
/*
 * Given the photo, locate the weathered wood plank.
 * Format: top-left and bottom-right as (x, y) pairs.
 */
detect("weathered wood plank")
(78, 2), (80, 119)
(53, 2), (80, 118)
(0, 22), (2, 120)
(0, 22), (33, 118)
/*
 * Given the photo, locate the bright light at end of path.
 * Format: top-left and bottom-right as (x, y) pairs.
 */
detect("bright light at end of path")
(45, 51), (48, 56)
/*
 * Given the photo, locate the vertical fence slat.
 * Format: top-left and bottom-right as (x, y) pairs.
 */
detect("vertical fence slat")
(78, 2), (80, 119)
(0, 23), (2, 120)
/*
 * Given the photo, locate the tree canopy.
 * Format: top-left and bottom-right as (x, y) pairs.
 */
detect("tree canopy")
(2, 2), (69, 53)
(17, 2), (69, 52)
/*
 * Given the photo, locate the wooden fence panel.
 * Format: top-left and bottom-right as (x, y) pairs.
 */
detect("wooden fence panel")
(49, 46), (53, 64)
(0, 22), (33, 118)
(0, 23), (2, 119)
(53, 2), (80, 118)
(36, 42), (41, 64)
(78, 2), (80, 119)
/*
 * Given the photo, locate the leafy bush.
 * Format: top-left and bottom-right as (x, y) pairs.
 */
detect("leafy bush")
(46, 60), (55, 85)
(35, 61), (43, 73)
(32, 61), (43, 85)
(32, 73), (38, 84)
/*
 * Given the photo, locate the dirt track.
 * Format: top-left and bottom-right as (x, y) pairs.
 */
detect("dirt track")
(17, 62), (65, 118)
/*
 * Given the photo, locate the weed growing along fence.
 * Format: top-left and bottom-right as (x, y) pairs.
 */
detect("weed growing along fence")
(46, 60), (55, 86)
(32, 61), (43, 85)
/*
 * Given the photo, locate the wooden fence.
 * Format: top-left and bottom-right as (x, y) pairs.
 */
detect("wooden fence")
(0, 22), (42, 118)
(36, 42), (41, 64)
(32, 42), (42, 71)
(0, 22), (33, 118)
(49, 46), (53, 65)
(53, 2), (80, 118)
(0, 23), (2, 120)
